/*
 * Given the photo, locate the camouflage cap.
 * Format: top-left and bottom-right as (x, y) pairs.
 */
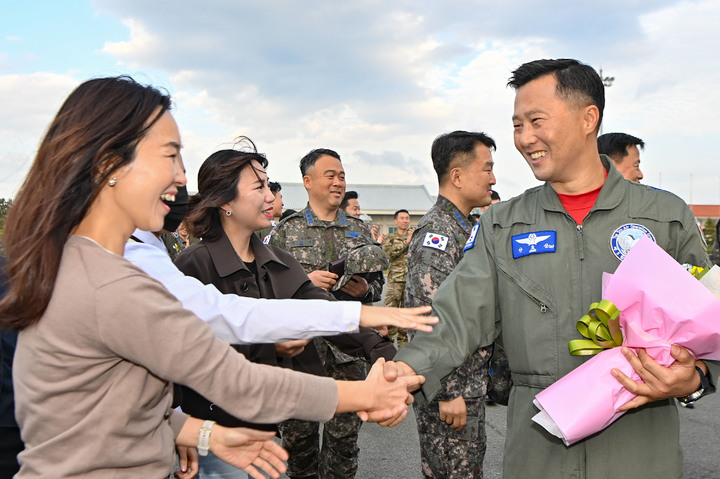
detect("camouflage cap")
(332, 244), (389, 291)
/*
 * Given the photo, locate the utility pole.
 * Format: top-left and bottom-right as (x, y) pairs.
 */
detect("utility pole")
(598, 68), (615, 135)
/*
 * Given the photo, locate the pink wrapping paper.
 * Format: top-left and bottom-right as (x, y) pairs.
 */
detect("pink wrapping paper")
(533, 237), (720, 445)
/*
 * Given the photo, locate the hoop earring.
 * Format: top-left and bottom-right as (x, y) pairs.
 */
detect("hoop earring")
(225, 210), (232, 217)
(108, 178), (118, 187)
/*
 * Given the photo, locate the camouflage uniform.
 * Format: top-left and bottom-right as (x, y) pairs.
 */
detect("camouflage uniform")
(269, 204), (386, 479)
(382, 231), (410, 346)
(405, 195), (502, 479)
(159, 232), (186, 261)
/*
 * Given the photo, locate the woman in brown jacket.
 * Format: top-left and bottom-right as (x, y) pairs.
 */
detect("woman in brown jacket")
(0, 76), (424, 479)
(175, 144), (397, 478)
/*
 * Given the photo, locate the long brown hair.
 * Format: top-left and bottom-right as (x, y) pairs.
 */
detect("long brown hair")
(0, 76), (171, 329)
(186, 138), (268, 242)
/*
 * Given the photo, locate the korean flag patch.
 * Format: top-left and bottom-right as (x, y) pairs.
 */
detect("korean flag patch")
(422, 232), (449, 251)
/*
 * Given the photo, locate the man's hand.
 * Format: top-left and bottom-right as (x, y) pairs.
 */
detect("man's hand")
(275, 339), (310, 358)
(356, 358), (424, 427)
(340, 274), (369, 297)
(407, 227), (415, 243)
(307, 270), (338, 290)
(439, 396), (467, 430)
(359, 305), (438, 333)
(612, 345), (704, 411)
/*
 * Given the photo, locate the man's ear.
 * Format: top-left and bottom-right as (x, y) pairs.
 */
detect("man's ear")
(583, 104), (601, 134)
(449, 166), (463, 188)
(302, 175), (311, 190)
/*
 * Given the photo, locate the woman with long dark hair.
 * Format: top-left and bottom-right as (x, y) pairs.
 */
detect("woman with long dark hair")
(175, 143), (397, 478)
(0, 76), (422, 478)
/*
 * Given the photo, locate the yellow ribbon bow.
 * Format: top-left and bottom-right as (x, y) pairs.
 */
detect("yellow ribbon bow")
(568, 300), (623, 356)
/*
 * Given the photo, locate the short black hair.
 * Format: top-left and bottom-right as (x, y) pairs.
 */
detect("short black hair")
(490, 190), (500, 201)
(299, 148), (341, 177)
(431, 130), (496, 185)
(508, 58), (605, 131)
(597, 133), (645, 163)
(340, 190), (358, 210)
(269, 181), (282, 194)
(394, 209), (409, 219)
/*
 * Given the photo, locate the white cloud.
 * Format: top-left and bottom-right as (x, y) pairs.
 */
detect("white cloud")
(0, 73), (78, 196)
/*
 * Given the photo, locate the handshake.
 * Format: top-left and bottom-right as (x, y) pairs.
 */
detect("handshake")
(348, 359), (422, 428)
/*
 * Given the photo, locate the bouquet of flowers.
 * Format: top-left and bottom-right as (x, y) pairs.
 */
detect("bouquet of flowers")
(532, 236), (720, 446)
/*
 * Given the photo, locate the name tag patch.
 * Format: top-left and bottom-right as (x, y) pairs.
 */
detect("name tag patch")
(464, 224), (479, 251)
(512, 231), (557, 259)
(422, 232), (449, 251)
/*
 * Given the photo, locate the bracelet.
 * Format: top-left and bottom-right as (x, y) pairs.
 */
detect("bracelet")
(197, 420), (215, 456)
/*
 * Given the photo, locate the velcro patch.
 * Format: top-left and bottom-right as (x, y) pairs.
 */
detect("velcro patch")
(511, 231), (556, 259)
(422, 232), (449, 251)
(464, 224), (479, 251)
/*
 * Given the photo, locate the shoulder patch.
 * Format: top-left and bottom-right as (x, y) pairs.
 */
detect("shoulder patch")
(511, 231), (556, 259)
(263, 234), (271, 244)
(610, 223), (656, 261)
(422, 232), (449, 251)
(464, 224), (480, 251)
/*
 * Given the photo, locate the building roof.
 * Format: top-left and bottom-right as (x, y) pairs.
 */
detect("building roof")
(279, 183), (436, 215)
(690, 204), (720, 218)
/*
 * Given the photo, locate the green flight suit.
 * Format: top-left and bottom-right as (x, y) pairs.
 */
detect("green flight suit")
(396, 156), (717, 479)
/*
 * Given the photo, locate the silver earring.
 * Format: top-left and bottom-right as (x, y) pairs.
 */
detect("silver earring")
(108, 178), (118, 187)
(225, 210), (232, 217)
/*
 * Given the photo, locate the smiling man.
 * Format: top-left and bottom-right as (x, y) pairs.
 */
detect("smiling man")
(389, 59), (715, 478)
(269, 148), (389, 479)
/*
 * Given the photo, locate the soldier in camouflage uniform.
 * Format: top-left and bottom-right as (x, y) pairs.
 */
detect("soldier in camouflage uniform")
(269, 148), (388, 479)
(382, 209), (413, 347)
(405, 131), (509, 479)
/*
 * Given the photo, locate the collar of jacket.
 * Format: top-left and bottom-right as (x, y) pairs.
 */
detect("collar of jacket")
(538, 154), (625, 216)
(301, 203), (350, 228)
(205, 229), (291, 279)
(435, 194), (476, 234)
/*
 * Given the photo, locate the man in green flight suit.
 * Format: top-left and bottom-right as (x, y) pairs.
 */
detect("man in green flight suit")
(386, 58), (717, 478)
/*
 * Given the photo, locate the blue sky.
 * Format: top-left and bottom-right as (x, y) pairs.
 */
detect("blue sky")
(1, 0), (719, 204)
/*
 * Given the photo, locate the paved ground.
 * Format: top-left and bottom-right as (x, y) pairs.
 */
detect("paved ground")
(351, 391), (720, 478)
(279, 390), (720, 478)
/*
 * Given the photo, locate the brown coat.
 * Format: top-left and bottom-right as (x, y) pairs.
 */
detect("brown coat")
(174, 232), (395, 429)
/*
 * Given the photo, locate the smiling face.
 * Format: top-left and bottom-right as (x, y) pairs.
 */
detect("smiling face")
(110, 110), (186, 233)
(303, 154), (346, 213)
(457, 142), (496, 208)
(270, 190), (284, 218)
(222, 159), (275, 234)
(394, 212), (410, 233)
(344, 198), (361, 217)
(512, 74), (598, 191)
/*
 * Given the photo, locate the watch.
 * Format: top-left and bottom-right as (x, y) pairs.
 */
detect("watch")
(679, 366), (709, 405)
(197, 420), (215, 456)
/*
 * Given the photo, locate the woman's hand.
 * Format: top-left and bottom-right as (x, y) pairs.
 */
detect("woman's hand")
(174, 445), (199, 479)
(359, 305), (438, 333)
(210, 426), (289, 479)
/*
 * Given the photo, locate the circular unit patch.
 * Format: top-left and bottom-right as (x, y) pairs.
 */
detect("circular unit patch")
(610, 223), (656, 261)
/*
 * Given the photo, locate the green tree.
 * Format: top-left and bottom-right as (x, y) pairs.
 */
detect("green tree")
(0, 198), (12, 237)
(703, 217), (716, 255)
